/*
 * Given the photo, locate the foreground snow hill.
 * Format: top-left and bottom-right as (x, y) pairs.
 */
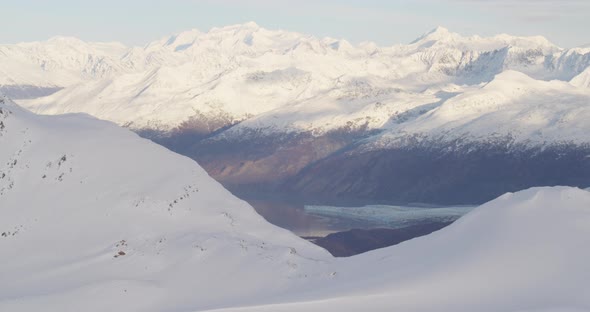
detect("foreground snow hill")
(206, 187), (590, 312)
(0, 96), (333, 311)
(2, 97), (590, 311)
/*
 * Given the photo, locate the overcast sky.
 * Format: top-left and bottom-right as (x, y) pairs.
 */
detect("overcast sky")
(1, 0), (588, 48)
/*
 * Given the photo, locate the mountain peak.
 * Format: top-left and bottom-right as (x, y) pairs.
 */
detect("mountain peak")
(242, 21), (260, 29)
(428, 26), (451, 35)
(163, 29), (202, 46)
(46, 36), (88, 47)
(212, 21), (261, 33)
(411, 26), (457, 44)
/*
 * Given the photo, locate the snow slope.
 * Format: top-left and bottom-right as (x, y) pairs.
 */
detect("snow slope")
(12, 23), (590, 138)
(2, 96), (590, 311)
(209, 186), (590, 312)
(0, 96), (333, 311)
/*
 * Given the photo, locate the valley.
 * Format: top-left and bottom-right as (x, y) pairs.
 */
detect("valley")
(1, 13), (590, 310)
(4, 23), (590, 256)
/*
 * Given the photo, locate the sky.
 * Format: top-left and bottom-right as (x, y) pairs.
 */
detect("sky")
(1, 0), (589, 48)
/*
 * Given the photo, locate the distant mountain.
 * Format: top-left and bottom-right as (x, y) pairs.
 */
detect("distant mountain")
(11, 23), (590, 131)
(4, 24), (590, 204)
(0, 37), (126, 96)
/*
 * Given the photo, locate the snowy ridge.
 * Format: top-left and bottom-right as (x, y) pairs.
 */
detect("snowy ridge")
(0, 97), (333, 311)
(366, 70), (590, 149)
(7, 23), (589, 140)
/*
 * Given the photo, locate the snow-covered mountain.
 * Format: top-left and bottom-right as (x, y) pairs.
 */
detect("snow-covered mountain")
(4, 23), (590, 204)
(12, 23), (590, 134)
(0, 37), (127, 98)
(2, 96), (590, 311)
(370, 70), (590, 146)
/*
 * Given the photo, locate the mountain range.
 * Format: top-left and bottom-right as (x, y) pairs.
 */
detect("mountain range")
(3, 23), (590, 204)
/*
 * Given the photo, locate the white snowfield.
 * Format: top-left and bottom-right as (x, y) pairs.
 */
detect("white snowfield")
(6, 23), (589, 145)
(2, 98), (590, 312)
(0, 97), (332, 311)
